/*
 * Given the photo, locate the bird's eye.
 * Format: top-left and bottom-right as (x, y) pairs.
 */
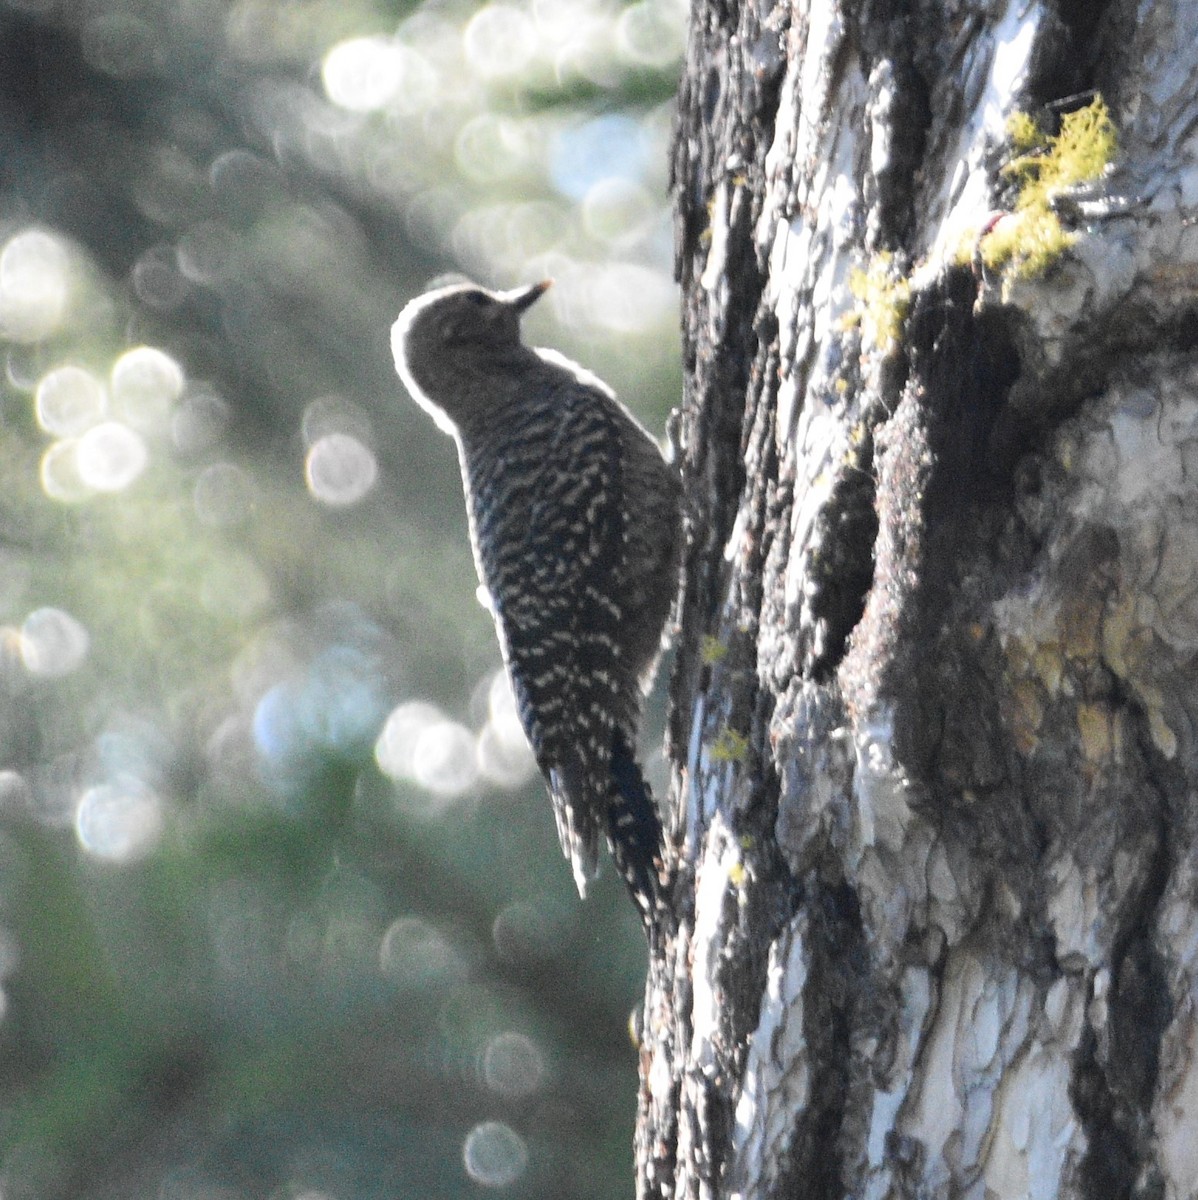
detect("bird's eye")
(464, 292), (490, 308)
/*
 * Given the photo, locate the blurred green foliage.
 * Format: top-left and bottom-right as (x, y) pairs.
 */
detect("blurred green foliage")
(0, 0), (683, 1196)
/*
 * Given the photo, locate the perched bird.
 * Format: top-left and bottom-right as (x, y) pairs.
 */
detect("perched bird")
(391, 278), (680, 931)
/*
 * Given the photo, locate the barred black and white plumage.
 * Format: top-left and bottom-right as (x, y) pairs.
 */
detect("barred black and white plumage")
(391, 279), (680, 932)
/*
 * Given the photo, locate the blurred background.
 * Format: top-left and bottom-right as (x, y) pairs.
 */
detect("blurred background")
(0, 1), (684, 1196)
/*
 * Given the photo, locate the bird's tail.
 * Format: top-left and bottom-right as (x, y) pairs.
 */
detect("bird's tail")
(607, 729), (667, 936)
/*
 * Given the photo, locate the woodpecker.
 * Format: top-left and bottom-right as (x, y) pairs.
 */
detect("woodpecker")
(391, 279), (680, 931)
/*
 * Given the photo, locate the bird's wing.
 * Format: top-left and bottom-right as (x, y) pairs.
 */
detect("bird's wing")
(469, 379), (625, 893)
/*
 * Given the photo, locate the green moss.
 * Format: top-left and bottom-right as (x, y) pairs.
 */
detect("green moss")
(980, 95), (1117, 282)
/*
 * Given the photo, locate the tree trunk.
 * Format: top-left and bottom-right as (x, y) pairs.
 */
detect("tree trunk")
(640, 1), (1198, 1197)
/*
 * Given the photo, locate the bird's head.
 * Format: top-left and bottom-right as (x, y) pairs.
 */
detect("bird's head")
(391, 279), (552, 434)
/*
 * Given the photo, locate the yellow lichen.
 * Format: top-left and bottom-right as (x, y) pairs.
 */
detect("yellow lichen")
(700, 635), (728, 665)
(847, 251), (911, 351)
(709, 727), (749, 764)
(980, 207), (1076, 280)
(1040, 95), (1118, 189)
(1005, 110), (1043, 154)
(980, 95), (1117, 282)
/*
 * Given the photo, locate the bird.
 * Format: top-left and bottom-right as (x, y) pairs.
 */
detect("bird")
(391, 278), (681, 931)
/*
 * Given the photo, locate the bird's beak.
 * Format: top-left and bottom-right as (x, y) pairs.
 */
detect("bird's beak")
(507, 279), (553, 314)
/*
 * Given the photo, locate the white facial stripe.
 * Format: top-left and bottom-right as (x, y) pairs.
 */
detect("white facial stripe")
(391, 286), (468, 437)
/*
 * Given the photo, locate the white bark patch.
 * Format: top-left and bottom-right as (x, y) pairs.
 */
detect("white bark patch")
(783, 403), (841, 614)
(927, 1), (1044, 265)
(1046, 853), (1104, 970)
(973, 6), (1198, 354)
(758, 0), (865, 429)
(849, 710), (939, 963)
(699, 181), (730, 295)
(1154, 1013), (1198, 1189)
(982, 1043), (1085, 1199)
(689, 811), (744, 1070)
(926, 837), (971, 946)
(1154, 852), (1198, 1196)
(994, 363), (1198, 785)
(862, 966), (933, 1200)
(1067, 370), (1198, 756)
(899, 950), (1077, 1191)
(728, 913), (811, 1198)
(684, 690), (709, 846)
(852, 708), (914, 859)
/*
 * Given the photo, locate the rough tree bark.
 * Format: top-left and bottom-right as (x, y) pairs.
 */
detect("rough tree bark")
(639, 1), (1198, 1198)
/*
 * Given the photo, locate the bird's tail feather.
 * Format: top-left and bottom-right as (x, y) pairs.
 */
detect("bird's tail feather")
(607, 729), (666, 934)
(549, 760), (600, 898)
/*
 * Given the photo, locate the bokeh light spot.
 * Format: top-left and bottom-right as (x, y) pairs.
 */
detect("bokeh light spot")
(0, 770), (33, 815)
(462, 1121), (528, 1188)
(6, 344), (45, 392)
(323, 36), (403, 111)
(193, 462), (255, 527)
(75, 779), (164, 862)
(171, 385), (230, 455)
(534, 0), (617, 86)
(251, 643), (389, 789)
(379, 915), (465, 988)
(209, 148), (284, 220)
(305, 433), (377, 507)
(455, 115), (537, 184)
(482, 1031), (545, 1099)
(252, 681), (307, 776)
(132, 245), (189, 311)
(615, 0), (686, 66)
(476, 723), (536, 788)
(463, 5), (537, 77)
(492, 898), (567, 961)
(375, 701), (442, 780)
(376, 701), (482, 806)
(581, 177), (653, 244)
(309, 645), (391, 753)
(35, 366), (107, 436)
(0, 229), (71, 342)
(40, 438), (93, 502)
(176, 220), (238, 285)
(477, 670), (535, 788)
(81, 11), (156, 77)
(550, 115), (650, 199)
(20, 607), (89, 677)
(412, 720), (479, 796)
(111, 345), (185, 433)
(582, 262), (676, 333)
(76, 421), (148, 492)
